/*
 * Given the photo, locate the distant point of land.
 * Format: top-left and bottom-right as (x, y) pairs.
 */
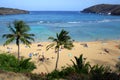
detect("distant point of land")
(0, 7), (29, 15)
(81, 4), (120, 16)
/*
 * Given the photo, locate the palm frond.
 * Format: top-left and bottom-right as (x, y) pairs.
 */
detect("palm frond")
(3, 37), (15, 46)
(20, 37), (32, 46)
(14, 20), (30, 33)
(71, 59), (78, 71)
(23, 34), (35, 41)
(58, 30), (71, 45)
(8, 23), (16, 34)
(21, 24), (30, 33)
(56, 33), (59, 39)
(27, 34), (35, 36)
(46, 43), (55, 50)
(64, 41), (74, 50)
(2, 34), (15, 38)
(25, 36), (35, 41)
(48, 36), (55, 40)
(47, 29), (73, 50)
(48, 36), (58, 42)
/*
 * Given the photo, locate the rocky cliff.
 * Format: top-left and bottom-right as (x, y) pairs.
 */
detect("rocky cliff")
(0, 7), (29, 15)
(81, 4), (120, 15)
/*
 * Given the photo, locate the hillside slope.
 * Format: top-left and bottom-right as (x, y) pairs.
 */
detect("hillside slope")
(0, 7), (29, 15)
(81, 4), (120, 15)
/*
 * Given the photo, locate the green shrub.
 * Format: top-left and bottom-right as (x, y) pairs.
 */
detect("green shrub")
(60, 66), (75, 78)
(47, 54), (120, 80)
(18, 57), (36, 73)
(47, 70), (61, 79)
(0, 53), (36, 73)
(71, 54), (90, 74)
(116, 61), (120, 72)
(90, 64), (111, 75)
(90, 64), (111, 80)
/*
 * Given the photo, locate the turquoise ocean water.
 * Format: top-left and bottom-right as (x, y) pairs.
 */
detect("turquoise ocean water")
(0, 11), (120, 44)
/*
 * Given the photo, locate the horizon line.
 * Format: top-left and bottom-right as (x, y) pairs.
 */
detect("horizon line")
(29, 10), (82, 12)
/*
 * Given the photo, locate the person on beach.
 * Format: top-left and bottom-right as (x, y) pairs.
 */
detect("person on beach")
(7, 47), (12, 53)
(29, 53), (32, 58)
(38, 52), (45, 62)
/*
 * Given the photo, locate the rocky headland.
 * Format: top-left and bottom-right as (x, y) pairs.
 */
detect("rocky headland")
(81, 4), (120, 15)
(0, 7), (29, 15)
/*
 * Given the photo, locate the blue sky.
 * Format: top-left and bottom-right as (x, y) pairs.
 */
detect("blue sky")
(0, 0), (120, 11)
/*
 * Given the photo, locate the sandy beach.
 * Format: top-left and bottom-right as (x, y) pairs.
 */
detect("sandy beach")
(0, 40), (120, 74)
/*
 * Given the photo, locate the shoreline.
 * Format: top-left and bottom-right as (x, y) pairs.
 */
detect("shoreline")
(0, 40), (120, 73)
(0, 39), (120, 45)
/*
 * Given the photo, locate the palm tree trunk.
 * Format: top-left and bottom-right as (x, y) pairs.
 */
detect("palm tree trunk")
(55, 48), (59, 70)
(18, 43), (20, 60)
(17, 38), (20, 61)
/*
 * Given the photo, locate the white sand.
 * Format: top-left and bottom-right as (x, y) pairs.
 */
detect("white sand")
(0, 40), (120, 73)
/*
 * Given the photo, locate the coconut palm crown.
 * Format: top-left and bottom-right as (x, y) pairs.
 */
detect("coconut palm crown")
(2, 20), (35, 60)
(46, 29), (74, 70)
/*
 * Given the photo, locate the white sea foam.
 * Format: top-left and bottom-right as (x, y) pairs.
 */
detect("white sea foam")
(67, 19), (120, 24)
(36, 21), (51, 24)
(37, 21), (44, 24)
(39, 21), (44, 23)
(97, 19), (111, 23)
(67, 21), (81, 24)
(97, 19), (120, 23)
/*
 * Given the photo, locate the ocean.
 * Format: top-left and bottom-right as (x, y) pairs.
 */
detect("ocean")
(0, 11), (120, 44)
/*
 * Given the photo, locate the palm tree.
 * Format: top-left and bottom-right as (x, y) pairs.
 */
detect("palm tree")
(46, 29), (74, 70)
(2, 20), (35, 60)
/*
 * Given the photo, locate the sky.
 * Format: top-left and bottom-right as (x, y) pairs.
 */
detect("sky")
(0, 0), (120, 11)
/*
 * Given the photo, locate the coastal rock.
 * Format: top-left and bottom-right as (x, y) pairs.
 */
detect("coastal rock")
(81, 4), (120, 15)
(0, 7), (29, 15)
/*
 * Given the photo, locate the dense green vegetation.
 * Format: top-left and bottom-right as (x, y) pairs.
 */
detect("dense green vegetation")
(0, 53), (36, 73)
(47, 54), (120, 80)
(0, 52), (119, 80)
